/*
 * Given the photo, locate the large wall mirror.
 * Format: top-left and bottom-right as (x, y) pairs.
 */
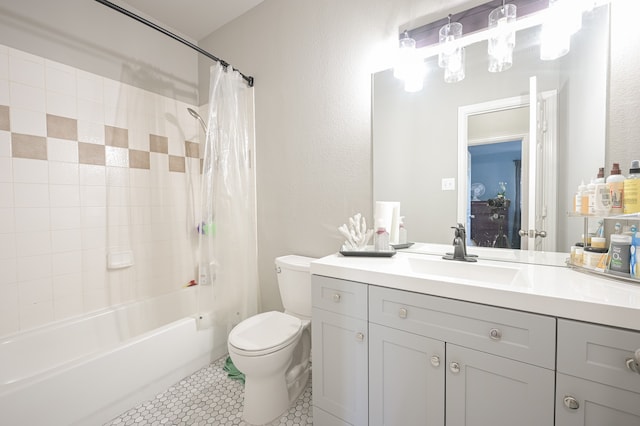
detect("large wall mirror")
(373, 4), (610, 259)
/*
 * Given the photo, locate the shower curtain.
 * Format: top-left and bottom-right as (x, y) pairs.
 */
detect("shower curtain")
(199, 62), (259, 333)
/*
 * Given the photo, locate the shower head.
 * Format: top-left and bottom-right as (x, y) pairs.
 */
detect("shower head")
(187, 107), (208, 133)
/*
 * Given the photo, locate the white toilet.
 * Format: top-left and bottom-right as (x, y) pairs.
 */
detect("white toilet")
(227, 255), (314, 425)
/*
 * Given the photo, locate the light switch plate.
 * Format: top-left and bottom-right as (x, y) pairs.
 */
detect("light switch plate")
(442, 177), (456, 191)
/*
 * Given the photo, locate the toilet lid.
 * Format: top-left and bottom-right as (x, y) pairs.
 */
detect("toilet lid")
(228, 311), (302, 353)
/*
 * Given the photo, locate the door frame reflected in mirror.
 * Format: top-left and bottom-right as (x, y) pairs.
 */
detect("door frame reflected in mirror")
(457, 90), (558, 252)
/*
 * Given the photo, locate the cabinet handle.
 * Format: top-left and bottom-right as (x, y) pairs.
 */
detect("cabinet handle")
(449, 362), (461, 374)
(563, 396), (580, 410)
(355, 332), (365, 342)
(489, 328), (502, 341)
(332, 293), (341, 303)
(625, 349), (640, 374)
(430, 356), (440, 368)
(399, 307), (408, 319)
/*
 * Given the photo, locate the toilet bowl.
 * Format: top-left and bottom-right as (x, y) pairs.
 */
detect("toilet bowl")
(227, 255), (314, 425)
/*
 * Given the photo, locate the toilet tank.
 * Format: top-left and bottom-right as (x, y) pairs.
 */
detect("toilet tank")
(275, 255), (315, 321)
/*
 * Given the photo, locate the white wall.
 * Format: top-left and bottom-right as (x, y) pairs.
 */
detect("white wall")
(198, 0), (474, 312)
(0, 0), (199, 104)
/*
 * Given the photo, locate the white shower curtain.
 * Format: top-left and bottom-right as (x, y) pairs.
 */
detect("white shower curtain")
(199, 62), (258, 333)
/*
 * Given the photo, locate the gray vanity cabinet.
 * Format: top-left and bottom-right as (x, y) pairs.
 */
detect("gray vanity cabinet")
(368, 323), (445, 425)
(446, 344), (555, 426)
(555, 319), (640, 425)
(311, 276), (368, 426)
(368, 285), (556, 426)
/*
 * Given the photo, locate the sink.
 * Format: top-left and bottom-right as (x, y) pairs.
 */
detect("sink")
(407, 257), (521, 286)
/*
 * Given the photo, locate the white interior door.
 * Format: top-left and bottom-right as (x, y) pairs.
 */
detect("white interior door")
(522, 76), (558, 252)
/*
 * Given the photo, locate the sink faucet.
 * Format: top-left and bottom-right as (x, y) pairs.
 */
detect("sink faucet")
(443, 223), (477, 262)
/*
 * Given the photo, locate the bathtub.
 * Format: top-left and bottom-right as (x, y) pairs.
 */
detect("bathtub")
(0, 287), (225, 426)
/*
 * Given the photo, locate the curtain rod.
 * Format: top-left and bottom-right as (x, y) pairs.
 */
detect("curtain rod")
(93, 0), (254, 87)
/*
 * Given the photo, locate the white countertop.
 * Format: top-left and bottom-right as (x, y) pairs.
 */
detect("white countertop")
(310, 248), (640, 331)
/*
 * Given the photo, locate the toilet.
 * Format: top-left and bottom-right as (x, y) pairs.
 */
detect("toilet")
(227, 255), (314, 425)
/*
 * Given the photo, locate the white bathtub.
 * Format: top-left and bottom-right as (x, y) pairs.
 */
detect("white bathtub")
(0, 287), (224, 426)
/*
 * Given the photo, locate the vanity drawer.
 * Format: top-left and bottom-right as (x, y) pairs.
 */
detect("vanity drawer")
(369, 285), (556, 369)
(558, 319), (640, 394)
(312, 275), (367, 320)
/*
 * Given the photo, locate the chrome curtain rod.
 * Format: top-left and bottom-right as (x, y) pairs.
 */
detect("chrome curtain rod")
(94, 0), (254, 87)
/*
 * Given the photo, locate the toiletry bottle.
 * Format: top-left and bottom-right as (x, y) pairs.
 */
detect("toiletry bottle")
(607, 163), (625, 215)
(623, 160), (640, 214)
(374, 220), (390, 251)
(594, 171), (611, 217)
(398, 217), (407, 244)
(575, 181), (586, 214)
(631, 226), (639, 278)
(585, 179), (596, 215)
(608, 233), (632, 275)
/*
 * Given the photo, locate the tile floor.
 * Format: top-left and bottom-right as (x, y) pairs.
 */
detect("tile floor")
(103, 355), (312, 426)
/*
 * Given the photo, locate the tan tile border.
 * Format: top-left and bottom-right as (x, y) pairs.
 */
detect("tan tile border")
(0, 105), (9, 132)
(12, 133), (47, 160)
(46, 114), (77, 141)
(78, 142), (105, 166)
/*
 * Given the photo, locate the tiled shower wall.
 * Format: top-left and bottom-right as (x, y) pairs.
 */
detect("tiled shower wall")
(0, 44), (203, 337)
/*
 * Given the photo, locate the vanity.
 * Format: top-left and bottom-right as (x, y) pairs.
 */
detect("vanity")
(309, 248), (640, 426)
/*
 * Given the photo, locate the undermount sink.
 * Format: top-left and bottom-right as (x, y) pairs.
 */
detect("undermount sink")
(407, 257), (521, 286)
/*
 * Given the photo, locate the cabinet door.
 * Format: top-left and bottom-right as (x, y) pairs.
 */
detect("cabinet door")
(369, 323), (445, 426)
(445, 344), (555, 426)
(312, 307), (368, 426)
(556, 373), (640, 426)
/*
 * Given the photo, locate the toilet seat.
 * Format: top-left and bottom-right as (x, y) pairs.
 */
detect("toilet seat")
(228, 311), (302, 357)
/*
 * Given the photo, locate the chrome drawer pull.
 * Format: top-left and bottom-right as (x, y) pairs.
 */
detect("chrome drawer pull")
(563, 396), (579, 410)
(332, 293), (341, 303)
(399, 307), (408, 319)
(626, 349), (640, 374)
(449, 362), (460, 374)
(489, 328), (502, 341)
(355, 332), (365, 342)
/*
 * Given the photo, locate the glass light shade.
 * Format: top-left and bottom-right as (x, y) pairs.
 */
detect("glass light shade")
(403, 59), (426, 92)
(488, 3), (517, 72)
(540, 0), (575, 60)
(394, 33), (417, 80)
(444, 48), (465, 83)
(438, 22), (463, 68)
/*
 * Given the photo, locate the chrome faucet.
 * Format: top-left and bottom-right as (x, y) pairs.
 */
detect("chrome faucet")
(443, 223), (477, 262)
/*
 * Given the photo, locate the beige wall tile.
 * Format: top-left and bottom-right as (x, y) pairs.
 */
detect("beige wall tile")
(0, 105), (9, 131)
(12, 133), (47, 160)
(129, 149), (150, 169)
(78, 142), (105, 166)
(169, 155), (185, 173)
(185, 140), (199, 158)
(149, 134), (168, 153)
(46, 114), (77, 141)
(105, 126), (128, 148)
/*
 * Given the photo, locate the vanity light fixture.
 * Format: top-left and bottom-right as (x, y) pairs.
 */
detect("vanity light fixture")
(439, 15), (465, 83)
(394, 30), (426, 92)
(488, 1), (517, 72)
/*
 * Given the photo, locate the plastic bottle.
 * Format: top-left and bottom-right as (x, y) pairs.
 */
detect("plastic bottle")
(575, 181), (586, 214)
(595, 167), (605, 184)
(631, 227), (639, 278)
(607, 163), (625, 215)
(374, 220), (390, 251)
(584, 179), (595, 215)
(398, 217), (407, 244)
(623, 160), (640, 214)
(608, 233), (632, 275)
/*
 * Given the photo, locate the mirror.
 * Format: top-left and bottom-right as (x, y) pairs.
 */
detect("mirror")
(373, 5), (609, 261)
